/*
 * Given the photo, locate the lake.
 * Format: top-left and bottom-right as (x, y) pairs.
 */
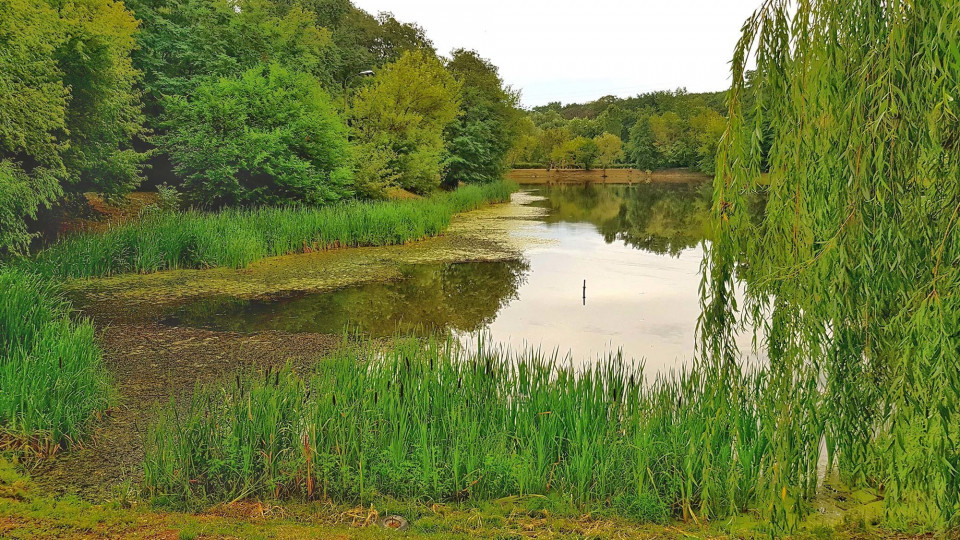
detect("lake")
(159, 182), (757, 373)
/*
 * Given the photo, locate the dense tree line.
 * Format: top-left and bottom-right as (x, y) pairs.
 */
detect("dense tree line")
(509, 90), (727, 174)
(0, 0), (521, 255)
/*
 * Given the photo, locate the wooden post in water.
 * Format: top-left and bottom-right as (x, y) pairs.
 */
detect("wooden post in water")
(582, 279), (586, 306)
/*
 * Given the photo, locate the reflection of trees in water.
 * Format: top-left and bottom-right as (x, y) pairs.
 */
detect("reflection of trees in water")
(536, 183), (713, 257)
(164, 260), (530, 336)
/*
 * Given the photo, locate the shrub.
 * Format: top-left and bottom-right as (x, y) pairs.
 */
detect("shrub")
(160, 63), (352, 208)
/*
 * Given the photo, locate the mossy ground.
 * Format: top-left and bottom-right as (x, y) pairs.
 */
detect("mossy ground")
(0, 457), (898, 539)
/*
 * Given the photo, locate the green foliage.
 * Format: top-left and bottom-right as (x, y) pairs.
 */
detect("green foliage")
(0, 268), (112, 449)
(0, 162), (61, 257)
(33, 182), (515, 279)
(519, 90), (727, 172)
(144, 338), (772, 521)
(126, 0), (337, 115)
(593, 132), (624, 173)
(55, 0), (146, 195)
(552, 137), (598, 170)
(350, 50), (461, 195)
(0, 0), (144, 253)
(0, 0), (68, 171)
(689, 108), (725, 175)
(442, 49), (521, 186)
(160, 63), (352, 207)
(704, 0), (960, 532)
(626, 109), (659, 170)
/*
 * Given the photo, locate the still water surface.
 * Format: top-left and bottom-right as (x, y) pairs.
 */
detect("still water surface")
(163, 183), (747, 371)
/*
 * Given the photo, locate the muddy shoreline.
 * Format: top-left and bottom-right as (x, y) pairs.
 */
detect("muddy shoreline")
(32, 324), (342, 501)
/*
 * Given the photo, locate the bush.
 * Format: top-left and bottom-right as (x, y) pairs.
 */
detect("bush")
(160, 63), (352, 208)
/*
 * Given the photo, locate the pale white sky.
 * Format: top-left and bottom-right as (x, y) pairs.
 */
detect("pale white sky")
(351, 0), (761, 108)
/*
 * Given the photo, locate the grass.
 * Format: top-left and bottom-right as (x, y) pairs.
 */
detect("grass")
(0, 268), (113, 452)
(143, 338), (803, 526)
(0, 456), (889, 539)
(32, 182), (516, 279)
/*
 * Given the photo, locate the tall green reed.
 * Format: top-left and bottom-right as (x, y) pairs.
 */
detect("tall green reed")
(34, 182), (516, 279)
(0, 267), (113, 451)
(144, 338), (787, 523)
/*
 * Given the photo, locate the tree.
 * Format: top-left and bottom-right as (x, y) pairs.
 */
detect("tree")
(442, 49), (521, 186)
(126, 0), (338, 188)
(596, 105), (632, 140)
(160, 64), (352, 207)
(568, 117), (601, 139)
(554, 137), (598, 170)
(648, 111), (696, 168)
(689, 108), (726, 175)
(350, 50), (460, 195)
(506, 116), (542, 168)
(55, 0), (146, 195)
(0, 0), (143, 254)
(593, 133), (624, 177)
(540, 127), (572, 170)
(626, 110), (660, 170)
(127, 0), (337, 118)
(703, 0), (960, 529)
(0, 0), (67, 254)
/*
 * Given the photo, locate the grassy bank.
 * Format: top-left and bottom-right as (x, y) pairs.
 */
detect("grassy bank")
(0, 268), (112, 452)
(144, 339), (812, 527)
(33, 182), (516, 279)
(0, 457), (890, 539)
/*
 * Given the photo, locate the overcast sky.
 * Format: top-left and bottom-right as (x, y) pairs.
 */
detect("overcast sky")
(351, 0), (761, 108)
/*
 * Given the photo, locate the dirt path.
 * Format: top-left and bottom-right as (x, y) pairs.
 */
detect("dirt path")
(32, 324), (340, 500)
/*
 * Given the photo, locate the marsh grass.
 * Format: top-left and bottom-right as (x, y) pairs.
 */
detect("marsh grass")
(143, 338), (790, 523)
(0, 268), (113, 452)
(34, 182), (516, 279)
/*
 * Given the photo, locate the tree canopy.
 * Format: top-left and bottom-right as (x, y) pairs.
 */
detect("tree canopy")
(0, 0), (143, 255)
(703, 0), (960, 529)
(0, 0), (527, 250)
(442, 49), (521, 186)
(512, 90), (727, 172)
(350, 50), (461, 195)
(160, 63), (352, 207)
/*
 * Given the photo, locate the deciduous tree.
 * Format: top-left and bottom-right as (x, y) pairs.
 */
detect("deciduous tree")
(350, 50), (460, 195)
(160, 64), (352, 207)
(443, 49), (520, 186)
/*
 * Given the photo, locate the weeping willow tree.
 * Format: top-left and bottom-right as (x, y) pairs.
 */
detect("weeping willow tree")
(701, 0), (960, 530)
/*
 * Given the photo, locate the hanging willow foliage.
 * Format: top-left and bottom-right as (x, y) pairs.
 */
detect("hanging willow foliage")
(702, 0), (960, 531)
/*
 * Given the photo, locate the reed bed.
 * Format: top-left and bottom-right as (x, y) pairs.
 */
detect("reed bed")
(0, 268), (113, 451)
(35, 182), (516, 279)
(143, 339), (802, 523)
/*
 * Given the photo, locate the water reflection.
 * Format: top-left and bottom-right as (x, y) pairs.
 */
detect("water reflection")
(162, 260), (529, 336)
(160, 182), (748, 372)
(532, 183), (713, 257)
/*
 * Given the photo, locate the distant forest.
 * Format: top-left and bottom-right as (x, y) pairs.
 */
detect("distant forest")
(510, 90), (728, 174)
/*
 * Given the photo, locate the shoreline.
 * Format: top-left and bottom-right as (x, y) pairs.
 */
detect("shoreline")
(508, 168), (711, 185)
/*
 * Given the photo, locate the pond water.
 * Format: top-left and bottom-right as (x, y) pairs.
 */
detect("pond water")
(161, 182), (753, 372)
